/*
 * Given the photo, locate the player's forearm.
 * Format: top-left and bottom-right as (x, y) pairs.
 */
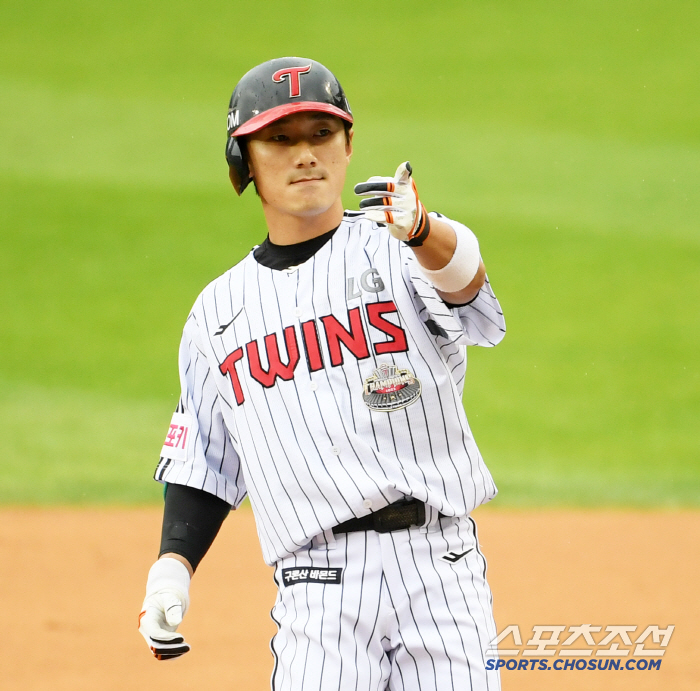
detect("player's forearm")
(353, 163), (486, 305)
(159, 483), (232, 574)
(411, 216), (486, 305)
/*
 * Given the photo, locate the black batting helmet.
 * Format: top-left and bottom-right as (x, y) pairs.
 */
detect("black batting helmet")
(225, 57), (353, 195)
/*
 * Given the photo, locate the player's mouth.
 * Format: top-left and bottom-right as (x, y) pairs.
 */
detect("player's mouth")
(290, 175), (324, 184)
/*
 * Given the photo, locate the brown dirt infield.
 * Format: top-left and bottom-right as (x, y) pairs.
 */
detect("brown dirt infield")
(0, 507), (697, 690)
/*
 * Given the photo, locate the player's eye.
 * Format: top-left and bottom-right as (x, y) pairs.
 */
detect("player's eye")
(270, 133), (289, 142)
(316, 128), (332, 137)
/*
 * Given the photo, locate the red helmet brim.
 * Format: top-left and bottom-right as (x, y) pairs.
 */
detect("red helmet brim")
(232, 102), (353, 137)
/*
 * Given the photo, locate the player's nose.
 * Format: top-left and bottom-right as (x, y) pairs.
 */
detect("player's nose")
(293, 140), (317, 167)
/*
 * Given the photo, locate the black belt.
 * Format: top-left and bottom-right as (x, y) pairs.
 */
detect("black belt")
(333, 498), (428, 535)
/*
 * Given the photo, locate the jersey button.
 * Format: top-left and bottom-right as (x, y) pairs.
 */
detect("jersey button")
(331, 446), (340, 455)
(310, 382), (318, 391)
(363, 499), (373, 510)
(294, 307), (302, 317)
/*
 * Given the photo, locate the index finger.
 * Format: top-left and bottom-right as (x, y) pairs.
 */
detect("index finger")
(354, 181), (397, 196)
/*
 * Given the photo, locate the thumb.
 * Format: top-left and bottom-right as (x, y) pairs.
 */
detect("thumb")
(395, 161), (412, 184)
(161, 592), (184, 627)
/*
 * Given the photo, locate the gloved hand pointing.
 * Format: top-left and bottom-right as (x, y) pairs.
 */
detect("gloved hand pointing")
(354, 161), (431, 246)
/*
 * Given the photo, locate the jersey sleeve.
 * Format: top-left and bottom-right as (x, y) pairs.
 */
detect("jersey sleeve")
(153, 309), (248, 508)
(404, 214), (506, 347)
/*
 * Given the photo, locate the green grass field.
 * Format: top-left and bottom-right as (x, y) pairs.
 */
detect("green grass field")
(1, 0), (698, 505)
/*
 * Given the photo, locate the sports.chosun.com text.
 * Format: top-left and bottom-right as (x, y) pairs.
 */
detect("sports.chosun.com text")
(487, 658), (662, 672)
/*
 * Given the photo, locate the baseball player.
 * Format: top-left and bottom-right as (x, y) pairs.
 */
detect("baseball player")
(139, 57), (506, 691)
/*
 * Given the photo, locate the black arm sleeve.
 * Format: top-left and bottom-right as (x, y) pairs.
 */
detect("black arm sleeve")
(159, 483), (232, 572)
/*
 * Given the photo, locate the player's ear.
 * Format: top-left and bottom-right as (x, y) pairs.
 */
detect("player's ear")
(345, 127), (353, 162)
(245, 141), (255, 178)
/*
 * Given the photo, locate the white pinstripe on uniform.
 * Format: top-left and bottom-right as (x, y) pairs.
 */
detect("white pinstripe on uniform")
(155, 212), (505, 564)
(270, 516), (500, 691)
(154, 211), (506, 689)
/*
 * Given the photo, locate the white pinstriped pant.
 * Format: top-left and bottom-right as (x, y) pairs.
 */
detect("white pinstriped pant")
(270, 515), (501, 691)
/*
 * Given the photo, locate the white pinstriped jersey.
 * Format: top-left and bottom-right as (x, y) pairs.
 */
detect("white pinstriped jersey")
(155, 212), (506, 565)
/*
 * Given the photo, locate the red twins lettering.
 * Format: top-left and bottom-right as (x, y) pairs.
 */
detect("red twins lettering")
(272, 65), (312, 98)
(247, 327), (300, 387)
(219, 348), (245, 405)
(321, 308), (370, 367)
(301, 320), (325, 372)
(366, 301), (409, 355)
(219, 302), (408, 405)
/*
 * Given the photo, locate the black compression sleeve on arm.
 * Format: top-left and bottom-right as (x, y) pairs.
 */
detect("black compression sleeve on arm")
(159, 483), (232, 572)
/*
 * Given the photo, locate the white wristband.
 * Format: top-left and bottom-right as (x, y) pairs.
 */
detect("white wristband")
(147, 558), (191, 603)
(417, 223), (480, 293)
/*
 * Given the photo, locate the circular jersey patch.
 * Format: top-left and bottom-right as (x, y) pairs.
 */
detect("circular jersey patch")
(362, 363), (422, 411)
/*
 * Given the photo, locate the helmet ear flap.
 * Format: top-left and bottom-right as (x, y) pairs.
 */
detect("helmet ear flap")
(225, 136), (251, 195)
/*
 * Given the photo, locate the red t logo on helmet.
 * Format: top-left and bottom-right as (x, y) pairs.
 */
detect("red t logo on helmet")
(272, 64), (312, 98)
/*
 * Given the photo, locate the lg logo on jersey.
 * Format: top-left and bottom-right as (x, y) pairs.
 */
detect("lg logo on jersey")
(346, 268), (385, 300)
(219, 300), (409, 406)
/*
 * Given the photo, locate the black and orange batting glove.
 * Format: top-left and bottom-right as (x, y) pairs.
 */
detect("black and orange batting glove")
(354, 161), (431, 246)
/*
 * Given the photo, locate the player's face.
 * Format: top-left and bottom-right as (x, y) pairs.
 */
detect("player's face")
(245, 112), (353, 220)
